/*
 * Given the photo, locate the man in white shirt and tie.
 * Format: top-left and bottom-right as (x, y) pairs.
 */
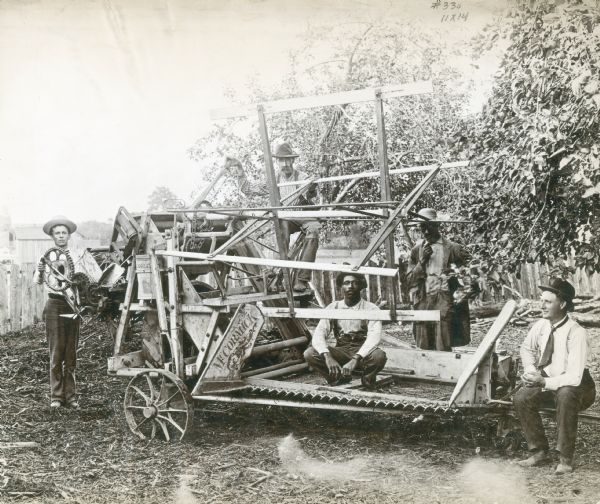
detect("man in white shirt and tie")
(514, 278), (596, 474)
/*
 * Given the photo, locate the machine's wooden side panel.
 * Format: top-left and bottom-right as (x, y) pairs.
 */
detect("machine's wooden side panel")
(382, 347), (473, 383)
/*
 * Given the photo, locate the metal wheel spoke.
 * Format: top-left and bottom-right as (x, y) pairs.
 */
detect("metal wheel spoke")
(133, 415), (152, 433)
(131, 385), (152, 405)
(145, 374), (158, 401)
(156, 414), (185, 435)
(156, 390), (181, 408)
(155, 417), (171, 441)
(158, 408), (188, 414)
(125, 405), (148, 410)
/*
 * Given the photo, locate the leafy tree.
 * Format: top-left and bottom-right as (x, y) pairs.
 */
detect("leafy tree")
(147, 186), (179, 212)
(460, 2), (600, 275)
(189, 21), (474, 261)
(77, 220), (113, 246)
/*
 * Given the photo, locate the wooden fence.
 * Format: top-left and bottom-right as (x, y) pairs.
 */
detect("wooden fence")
(2, 260), (599, 336)
(312, 261), (600, 306)
(0, 264), (46, 334)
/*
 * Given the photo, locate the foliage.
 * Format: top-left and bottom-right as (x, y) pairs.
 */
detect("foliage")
(189, 21), (474, 258)
(461, 3), (600, 275)
(77, 220), (113, 245)
(147, 186), (179, 212)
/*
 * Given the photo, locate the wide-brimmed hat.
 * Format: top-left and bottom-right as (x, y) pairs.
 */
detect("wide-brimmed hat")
(335, 271), (367, 290)
(272, 142), (299, 158)
(43, 216), (77, 236)
(539, 277), (575, 312)
(415, 208), (437, 221)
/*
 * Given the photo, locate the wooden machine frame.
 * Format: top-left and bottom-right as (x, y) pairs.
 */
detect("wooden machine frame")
(105, 83), (549, 442)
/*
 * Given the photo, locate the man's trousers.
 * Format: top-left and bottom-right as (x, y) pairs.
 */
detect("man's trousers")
(513, 369), (596, 459)
(304, 344), (387, 385)
(45, 297), (80, 403)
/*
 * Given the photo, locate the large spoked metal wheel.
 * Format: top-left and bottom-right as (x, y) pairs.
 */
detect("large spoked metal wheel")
(124, 369), (194, 441)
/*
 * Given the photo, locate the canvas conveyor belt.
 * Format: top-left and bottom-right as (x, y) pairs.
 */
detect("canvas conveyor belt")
(225, 378), (490, 416)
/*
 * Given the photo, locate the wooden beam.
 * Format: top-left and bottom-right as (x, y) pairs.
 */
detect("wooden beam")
(356, 164), (442, 267)
(277, 161), (469, 187)
(259, 307), (440, 321)
(166, 235), (184, 379)
(156, 250), (399, 277)
(202, 291), (303, 307)
(257, 105), (295, 314)
(209, 81), (433, 120)
(375, 89), (397, 319)
(278, 209), (385, 220)
(113, 256), (136, 356)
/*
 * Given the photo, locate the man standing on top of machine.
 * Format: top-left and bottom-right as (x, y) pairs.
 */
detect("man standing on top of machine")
(224, 141), (320, 292)
(405, 208), (475, 351)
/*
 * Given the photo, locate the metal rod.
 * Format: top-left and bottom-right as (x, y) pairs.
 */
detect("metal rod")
(241, 359), (304, 378)
(250, 336), (309, 357)
(250, 363), (308, 379)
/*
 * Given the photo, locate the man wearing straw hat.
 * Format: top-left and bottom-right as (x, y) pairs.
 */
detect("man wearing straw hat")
(406, 207), (473, 351)
(33, 216), (80, 409)
(514, 278), (595, 474)
(225, 141), (320, 292)
(303, 271), (387, 388)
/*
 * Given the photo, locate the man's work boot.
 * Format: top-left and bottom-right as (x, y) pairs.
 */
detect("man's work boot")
(554, 456), (574, 475)
(516, 449), (549, 467)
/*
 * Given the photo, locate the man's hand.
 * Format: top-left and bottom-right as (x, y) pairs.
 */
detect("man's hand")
(522, 371), (545, 388)
(324, 353), (342, 380)
(342, 357), (359, 377)
(37, 260), (46, 273)
(420, 243), (433, 265)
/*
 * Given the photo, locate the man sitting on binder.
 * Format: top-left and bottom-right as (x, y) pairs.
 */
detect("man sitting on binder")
(303, 272), (387, 388)
(514, 278), (596, 474)
(224, 141), (320, 292)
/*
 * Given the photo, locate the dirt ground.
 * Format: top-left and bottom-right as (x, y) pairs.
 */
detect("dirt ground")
(1, 316), (599, 504)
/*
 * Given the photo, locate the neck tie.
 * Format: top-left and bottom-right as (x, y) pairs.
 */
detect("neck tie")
(538, 317), (568, 369)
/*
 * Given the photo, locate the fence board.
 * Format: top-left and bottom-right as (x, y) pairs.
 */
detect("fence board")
(9, 265), (22, 332)
(0, 267), (8, 334)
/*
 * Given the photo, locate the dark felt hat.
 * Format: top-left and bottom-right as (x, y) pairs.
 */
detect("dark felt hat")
(272, 142), (299, 158)
(539, 277), (575, 312)
(42, 216), (77, 236)
(335, 271), (367, 290)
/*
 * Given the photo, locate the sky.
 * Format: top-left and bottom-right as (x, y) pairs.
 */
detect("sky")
(0, 0), (507, 227)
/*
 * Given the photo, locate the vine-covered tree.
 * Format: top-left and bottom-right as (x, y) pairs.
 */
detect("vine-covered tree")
(461, 2), (600, 275)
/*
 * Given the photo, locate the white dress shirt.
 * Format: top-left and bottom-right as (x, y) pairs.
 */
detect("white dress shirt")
(521, 316), (590, 391)
(311, 298), (382, 358)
